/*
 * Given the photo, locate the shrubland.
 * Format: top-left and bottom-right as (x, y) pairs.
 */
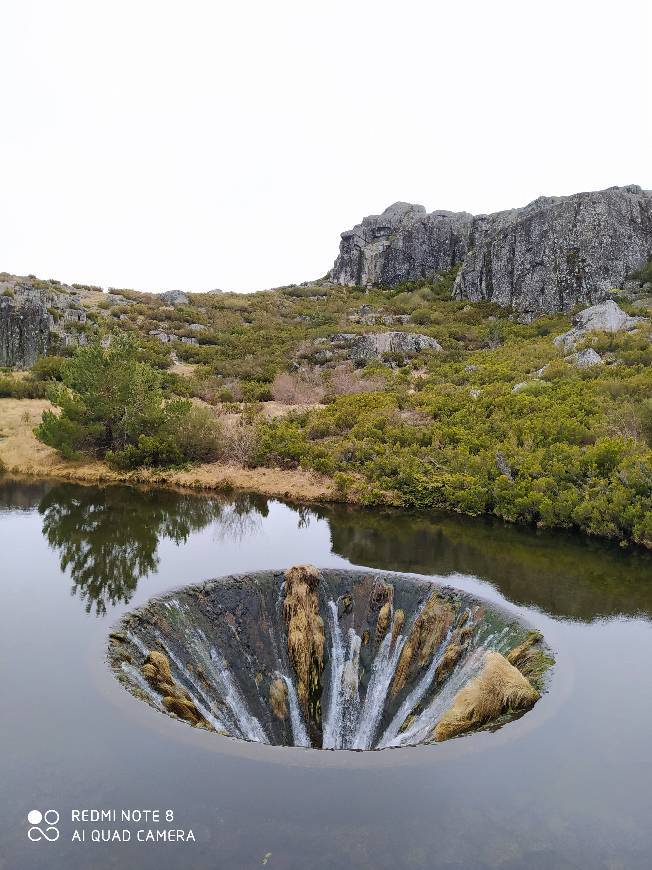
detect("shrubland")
(16, 264), (652, 547)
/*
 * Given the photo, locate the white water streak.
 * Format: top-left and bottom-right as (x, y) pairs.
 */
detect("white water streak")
(377, 621), (461, 749)
(121, 662), (164, 709)
(341, 629), (362, 748)
(352, 631), (406, 750)
(322, 600), (346, 749)
(386, 628), (508, 748)
(279, 673), (310, 747)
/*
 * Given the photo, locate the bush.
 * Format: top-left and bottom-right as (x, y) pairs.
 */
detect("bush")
(641, 400), (652, 448)
(31, 356), (67, 381)
(0, 376), (47, 399)
(35, 336), (221, 468)
(271, 371), (325, 404)
(411, 308), (434, 325)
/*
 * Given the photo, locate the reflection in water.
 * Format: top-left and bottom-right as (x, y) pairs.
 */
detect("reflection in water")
(37, 484), (268, 615)
(319, 506), (652, 621)
(6, 478), (650, 621)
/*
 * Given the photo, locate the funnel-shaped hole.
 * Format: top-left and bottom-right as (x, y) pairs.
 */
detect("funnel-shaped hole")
(108, 568), (552, 749)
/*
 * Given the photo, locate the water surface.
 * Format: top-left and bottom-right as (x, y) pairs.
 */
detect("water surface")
(1, 480), (651, 869)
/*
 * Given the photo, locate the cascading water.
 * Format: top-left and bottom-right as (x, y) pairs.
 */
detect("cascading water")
(322, 599), (346, 749)
(109, 567), (553, 749)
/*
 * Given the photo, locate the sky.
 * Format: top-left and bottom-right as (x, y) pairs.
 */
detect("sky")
(1, 0), (650, 293)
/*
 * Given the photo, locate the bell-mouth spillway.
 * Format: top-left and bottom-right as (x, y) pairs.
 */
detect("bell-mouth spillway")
(107, 566), (554, 750)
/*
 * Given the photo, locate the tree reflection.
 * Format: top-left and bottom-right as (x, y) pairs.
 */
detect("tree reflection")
(317, 505), (652, 621)
(38, 484), (265, 615)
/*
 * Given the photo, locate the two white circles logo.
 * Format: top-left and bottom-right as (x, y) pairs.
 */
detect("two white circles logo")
(27, 809), (60, 842)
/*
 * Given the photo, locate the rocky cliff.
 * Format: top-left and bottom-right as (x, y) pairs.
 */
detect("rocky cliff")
(331, 185), (652, 315)
(0, 276), (96, 366)
(0, 285), (50, 367)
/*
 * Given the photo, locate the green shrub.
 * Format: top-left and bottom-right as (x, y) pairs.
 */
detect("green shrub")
(35, 336), (221, 468)
(411, 308), (434, 325)
(0, 376), (47, 399)
(31, 355), (67, 381)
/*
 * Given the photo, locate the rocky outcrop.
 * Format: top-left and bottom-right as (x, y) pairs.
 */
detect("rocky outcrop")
(553, 300), (643, 350)
(0, 275), (98, 365)
(331, 185), (652, 315)
(567, 348), (603, 368)
(327, 331), (442, 365)
(148, 329), (198, 345)
(0, 287), (50, 367)
(332, 202), (473, 287)
(159, 289), (189, 306)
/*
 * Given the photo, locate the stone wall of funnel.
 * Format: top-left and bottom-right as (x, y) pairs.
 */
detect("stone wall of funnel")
(108, 567), (553, 750)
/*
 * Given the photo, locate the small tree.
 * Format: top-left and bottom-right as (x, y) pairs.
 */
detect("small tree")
(35, 335), (221, 467)
(36, 335), (164, 457)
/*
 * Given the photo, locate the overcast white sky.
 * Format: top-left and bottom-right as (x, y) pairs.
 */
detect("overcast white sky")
(1, 0), (650, 293)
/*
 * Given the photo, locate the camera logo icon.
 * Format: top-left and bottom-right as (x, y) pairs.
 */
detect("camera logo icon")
(27, 809), (60, 842)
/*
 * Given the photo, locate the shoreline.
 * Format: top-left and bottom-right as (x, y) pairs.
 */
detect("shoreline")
(0, 462), (337, 504)
(1, 397), (650, 550)
(0, 398), (337, 504)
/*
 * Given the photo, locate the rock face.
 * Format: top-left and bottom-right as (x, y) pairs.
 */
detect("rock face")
(328, 331), (442, 365)
(159, 289), (189, 306)
(331, 185), (652, 315)
(0, 288), (50, 367)
(332, 202), (473, 287)
(568, 348), (604, 368)
(554, 300), (643, 350)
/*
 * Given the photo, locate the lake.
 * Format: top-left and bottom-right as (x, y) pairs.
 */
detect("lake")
(1, 479), (651, 869)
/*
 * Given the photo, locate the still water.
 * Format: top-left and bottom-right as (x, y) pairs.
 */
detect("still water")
(1, 479), (651, 869)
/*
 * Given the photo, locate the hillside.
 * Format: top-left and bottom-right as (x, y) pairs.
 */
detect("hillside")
(1, 252), (652, 547)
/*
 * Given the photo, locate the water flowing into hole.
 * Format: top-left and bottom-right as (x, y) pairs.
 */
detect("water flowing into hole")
(108, 567), (553, 749)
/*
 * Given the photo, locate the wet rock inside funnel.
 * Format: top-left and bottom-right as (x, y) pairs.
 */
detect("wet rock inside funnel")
(108, 567), (553, 749)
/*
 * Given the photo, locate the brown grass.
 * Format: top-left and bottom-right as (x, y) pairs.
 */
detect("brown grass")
(269, 677), (288, 720)
(391, 592), (454, 696)
(0, 397), (335, 503)
(283, 565), (324, 724)
(375, 602), (392, 644)
(271, 371), (325, 404)
(432, 651), (540, 742)
(141, 650), (212, 729)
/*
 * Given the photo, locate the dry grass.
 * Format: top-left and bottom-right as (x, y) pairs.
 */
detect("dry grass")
(269, 677), (288, 720)
(141, 650), (211, 729)
(283, 565), (324, 723)
(271, 371), (325, 404)
(433, 651), (540, 742)
(391, 592), (454, 696)
(0, 398), (335, 503)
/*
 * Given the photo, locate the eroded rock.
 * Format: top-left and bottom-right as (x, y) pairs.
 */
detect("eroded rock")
(0, 291), (50, 366)
(554, 300), (643, 350)
(328, 331), (442, 365)
(331, 185), (652, 315)
(159, 290), (189, 306)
